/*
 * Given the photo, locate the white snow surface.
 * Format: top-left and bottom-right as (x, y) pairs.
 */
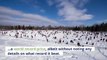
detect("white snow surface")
(0, 30), (107, 60)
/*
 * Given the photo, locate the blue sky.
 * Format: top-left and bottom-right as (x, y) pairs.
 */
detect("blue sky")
(0, 0), (107, 26)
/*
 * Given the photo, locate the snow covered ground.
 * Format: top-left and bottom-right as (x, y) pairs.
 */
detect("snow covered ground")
(0, 30), (107, 60)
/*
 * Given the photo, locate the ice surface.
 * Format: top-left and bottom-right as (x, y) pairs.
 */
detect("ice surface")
(0, 30), (107, 60)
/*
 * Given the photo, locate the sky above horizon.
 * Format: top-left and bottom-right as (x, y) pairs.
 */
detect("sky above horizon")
(0, 0), (107, 26)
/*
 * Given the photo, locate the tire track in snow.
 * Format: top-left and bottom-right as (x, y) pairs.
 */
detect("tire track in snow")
(97, 47), (107, 59)
(83, 51), (96, 60)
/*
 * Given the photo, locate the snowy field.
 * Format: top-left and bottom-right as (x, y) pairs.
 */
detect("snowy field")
(0, 30), (107, 60)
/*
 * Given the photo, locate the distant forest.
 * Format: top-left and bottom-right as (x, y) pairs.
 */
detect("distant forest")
(0, 22), (107, 31)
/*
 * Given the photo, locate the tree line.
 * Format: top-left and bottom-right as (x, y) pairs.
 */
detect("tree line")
(0, 22), (107, 31)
